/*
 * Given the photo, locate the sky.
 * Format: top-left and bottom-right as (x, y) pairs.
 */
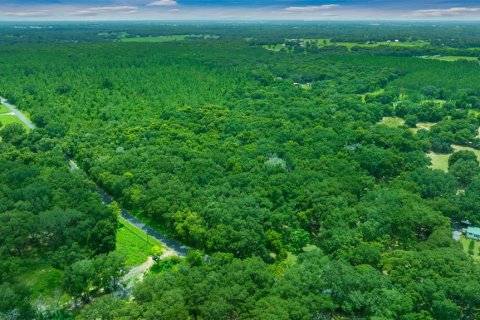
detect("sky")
(1, 0), (480, 20)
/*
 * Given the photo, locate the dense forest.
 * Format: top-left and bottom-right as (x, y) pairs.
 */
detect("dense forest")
(1, 22), (480, 319)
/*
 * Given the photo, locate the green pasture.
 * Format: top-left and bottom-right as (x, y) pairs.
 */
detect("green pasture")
(428, 152), (450, 172)
(0, 104), (9, 113)
(422, 56), (479, 62)
(16, 262), (70, 305)
(0, 113), (27, 128)
(116, 218), (163, 268)
(460, 236), (480, 260)
(379, 116), (405, 128)
(122, 34), (218, 43)
(428, 144), (480, 172)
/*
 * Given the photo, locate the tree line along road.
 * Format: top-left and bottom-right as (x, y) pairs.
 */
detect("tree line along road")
(1, 96), (189, 258)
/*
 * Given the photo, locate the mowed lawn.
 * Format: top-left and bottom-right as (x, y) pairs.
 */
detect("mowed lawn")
(428, 144), (480, 172)
(428, 152), (450, 172)
(423, 56), (479, 62)
(116, 219), (163, 268)
(0, 113), (27, 128)
(0, 103), (9, 113)
(460, 236), (480, 261)
(379, 116), (405, 127)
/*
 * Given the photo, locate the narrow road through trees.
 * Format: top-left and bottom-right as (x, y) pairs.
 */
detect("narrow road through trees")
(1, 96), (188, 258)
(0, 97), (36, 129)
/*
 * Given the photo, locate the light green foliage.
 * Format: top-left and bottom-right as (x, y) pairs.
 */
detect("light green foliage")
(428, 152), (451, 172)
(422, 55), (479, 62)
(460, 237), (479, 260)
(0, 114), (26, 127)
(115, 220), (163, 268)
(121, 34), (218, 42)
(2, 22), (480, 319)
(379, 116), (405, 128)
(0, 104), (9, 113)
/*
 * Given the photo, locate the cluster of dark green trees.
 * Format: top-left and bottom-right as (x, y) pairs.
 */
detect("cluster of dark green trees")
(1, 24), (480, 318)
(0, 122), (123, 317)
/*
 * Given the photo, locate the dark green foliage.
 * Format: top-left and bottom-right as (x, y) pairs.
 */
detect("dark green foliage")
(2, 22), (480, 319)
(468, 240), (475, 255)
(63, 252), (126, 302)
(450, 159), (480, 187)
(449, 150), (479, 167)
(0, 128), (117, 316)
(407, 168), (458, 198)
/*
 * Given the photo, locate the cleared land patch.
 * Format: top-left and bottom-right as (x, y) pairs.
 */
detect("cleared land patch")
(263, 39), (429, 52)
(0, 104), (9, 113)
(379, 116), (405, 127)
(0, 113), (27, 127)
(411, 122), (436, 133)
(460, 236), (480, 261)
(116, 219), (163, 268)
(428, 145), (480, 172)
(422, 56), (479, 62)
(428, 152), (450, 172)
(122, 34), (218, 43)
(16, 263), (70, 307)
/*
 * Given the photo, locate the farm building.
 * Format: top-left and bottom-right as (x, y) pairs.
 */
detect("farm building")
(466, 227), (480, 240)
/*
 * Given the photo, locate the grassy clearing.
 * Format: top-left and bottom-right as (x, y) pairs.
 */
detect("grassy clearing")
(300, 38), (333, 46)
(262, 44), (285, 52)
(427, 152), (450, 172)
(422, 56), (479, 62)
(310, 39), (428, 50)
(423, 99), (447, 106)
(452, 145), (480, 162)
(341, 40), (429, 50)
(116, 218), (163, 268)
(469, 109), (480, 117)
(411, 122), (436, 134)
(379, 116), (405, 128)
(122, 34), (218, 43)
(460, 236), (480, 260)
(264, 39), (428, 52)
(0, 104), (9, 113)
(16, 262), (70, 305)
(0, 113), (27, 128)
(427, 145), (480, 172)
(361, 88), (384, 103)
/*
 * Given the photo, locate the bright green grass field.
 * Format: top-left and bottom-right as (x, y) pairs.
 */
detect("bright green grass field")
(122, 34), (218, 43)
(460, 236), (480, 261)
(338, 40), (429, 50)
(428, 152), (450, 172)
(0, 104), (9, 113)
(423, 56), (479, 62)
(0, 113), (27, 128)
(116, 219), (163, 268)
(428, 145), (480, 172)
(16, 262), (70, 306)
(379, 116), (405, 128)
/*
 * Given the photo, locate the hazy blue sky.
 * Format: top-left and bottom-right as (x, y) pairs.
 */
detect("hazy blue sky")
(1, 0), (480, 20)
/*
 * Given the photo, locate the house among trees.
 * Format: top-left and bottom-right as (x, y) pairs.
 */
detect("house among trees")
(466, 227), (480, 240)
